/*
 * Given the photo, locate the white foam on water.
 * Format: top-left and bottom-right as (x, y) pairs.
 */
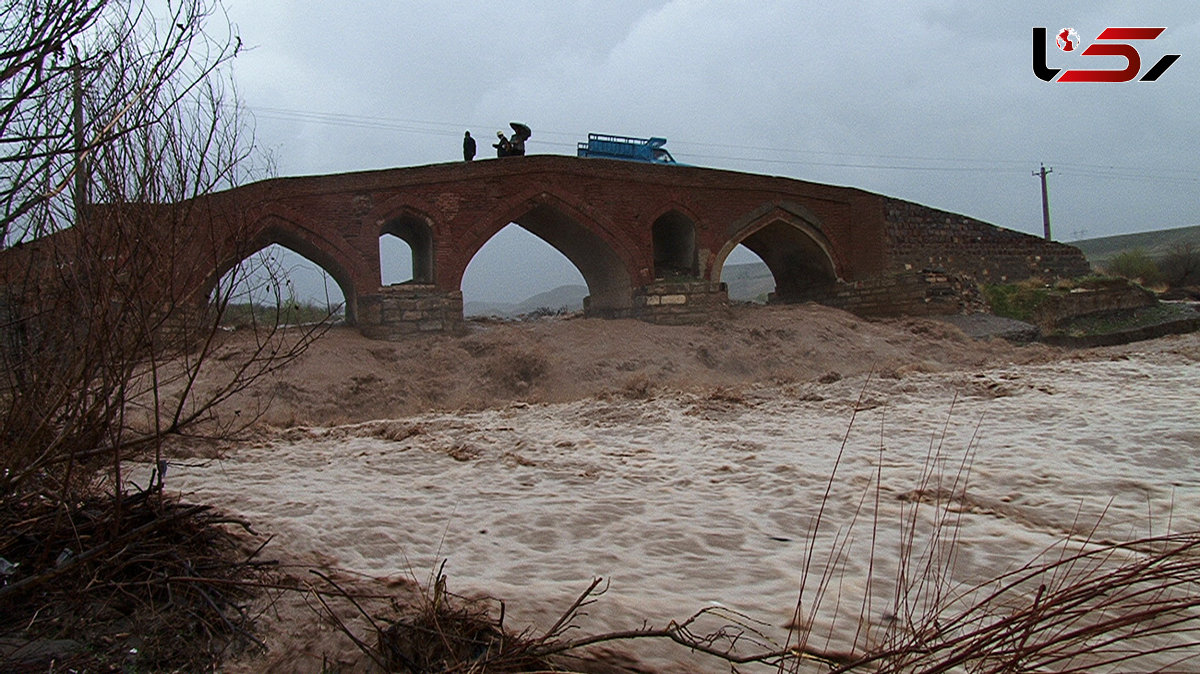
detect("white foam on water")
(168, 350), (1200, 671)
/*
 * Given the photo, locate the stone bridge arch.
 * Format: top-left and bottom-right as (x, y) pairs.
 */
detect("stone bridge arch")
(714, 202), (840, 302)
(451, 190), (637, 316)
(206, 215), (362, 324)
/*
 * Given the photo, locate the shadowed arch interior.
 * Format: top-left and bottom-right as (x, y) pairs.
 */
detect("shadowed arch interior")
(652, 211), (698, 279)
(718, 213), (838, 302)
(470, 202), (632, 314)
(380, 213), (433, 284)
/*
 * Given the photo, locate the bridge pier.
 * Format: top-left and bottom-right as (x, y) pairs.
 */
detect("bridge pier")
(629, 280), (730, 325)
(357, 284), (465, 340)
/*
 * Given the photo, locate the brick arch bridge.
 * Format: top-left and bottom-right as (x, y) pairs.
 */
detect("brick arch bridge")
(197, 155), (895, 333)
(5, 155), (1090, 339)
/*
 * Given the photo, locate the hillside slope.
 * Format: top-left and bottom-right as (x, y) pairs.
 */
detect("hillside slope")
(1071, 224), (1200, 266)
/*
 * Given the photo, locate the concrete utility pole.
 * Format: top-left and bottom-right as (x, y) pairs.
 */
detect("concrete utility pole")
(1033, 163), (1053, 241)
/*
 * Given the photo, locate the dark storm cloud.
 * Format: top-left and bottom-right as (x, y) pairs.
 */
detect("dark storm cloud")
(224, 0), (1199, 301)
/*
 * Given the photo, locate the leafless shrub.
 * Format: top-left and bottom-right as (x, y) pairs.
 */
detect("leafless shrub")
(842, 532), (1200, 673)
(0, 1), (327, 667)
(1160, 241), (1200, 288)
(311, 563), (557, 673)
(0, 480), (276, 670)
(0, 0), (325, 495)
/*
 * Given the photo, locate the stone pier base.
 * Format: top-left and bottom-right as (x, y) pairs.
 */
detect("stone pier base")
(631, 281), (730, 325)
(358, 284), (465, 340)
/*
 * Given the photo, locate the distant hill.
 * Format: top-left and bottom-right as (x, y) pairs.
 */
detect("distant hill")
(720, 261), (774, 302)
(464, 284), (588, 317)
(465, 263), (785, 317)
(1071, 224), (1200, 267)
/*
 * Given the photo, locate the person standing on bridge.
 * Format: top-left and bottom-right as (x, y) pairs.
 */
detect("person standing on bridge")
(463, 131), (476, 161)
(494, 131), (512, 157)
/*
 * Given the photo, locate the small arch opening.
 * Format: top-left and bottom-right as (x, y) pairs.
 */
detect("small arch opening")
(380, 215), (433, 285)
(652, 212), (698, 280)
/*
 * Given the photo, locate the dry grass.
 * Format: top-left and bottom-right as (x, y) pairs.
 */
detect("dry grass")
(0, 480), (275, 671)
(844, 532), (1200, 673)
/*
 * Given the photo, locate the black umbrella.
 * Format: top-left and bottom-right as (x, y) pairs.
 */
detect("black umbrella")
(510, 122), (531, 140)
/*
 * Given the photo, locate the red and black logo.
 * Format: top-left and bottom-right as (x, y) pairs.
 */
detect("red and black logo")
(1034, 27), (1180, 82)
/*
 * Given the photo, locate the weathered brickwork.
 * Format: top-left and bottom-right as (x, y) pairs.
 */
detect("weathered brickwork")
(885, 199), (1092, 283)
(1, 156), (1097, 338)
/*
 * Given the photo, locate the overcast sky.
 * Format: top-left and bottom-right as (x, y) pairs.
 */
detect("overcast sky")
(218, 1), (1199, 305)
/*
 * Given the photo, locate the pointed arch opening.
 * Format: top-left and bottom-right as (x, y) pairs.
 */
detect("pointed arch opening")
(719, 244), (775, 303)
(379, 213), (433, 285)
(211, 227), (356, 326)
(715, 209), (838, 303)
(652, 211), (698, 280)
(462, 224), (585, 316)
(461, 201), (632, 317)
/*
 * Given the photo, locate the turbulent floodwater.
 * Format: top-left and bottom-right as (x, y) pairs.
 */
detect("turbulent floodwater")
(170, 347), (1200, 672)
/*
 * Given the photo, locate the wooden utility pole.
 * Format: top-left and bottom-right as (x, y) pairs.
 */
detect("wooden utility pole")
(1033, 163), (1053, 241)
(72, 57), (88, 224)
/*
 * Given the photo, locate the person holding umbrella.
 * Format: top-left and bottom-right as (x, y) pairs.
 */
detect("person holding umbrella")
(492, 122), (531, 157)
(509, 121), (530, 156)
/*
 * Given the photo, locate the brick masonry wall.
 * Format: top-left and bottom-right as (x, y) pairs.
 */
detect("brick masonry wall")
(885, 199), (1092, 283)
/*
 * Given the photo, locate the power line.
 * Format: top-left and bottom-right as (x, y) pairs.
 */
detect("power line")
(236, 104), (1200, 183)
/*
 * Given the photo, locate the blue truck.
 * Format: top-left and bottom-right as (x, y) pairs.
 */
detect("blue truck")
(576, 133), (677, 164)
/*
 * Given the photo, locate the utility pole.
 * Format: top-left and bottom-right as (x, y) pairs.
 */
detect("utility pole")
(1033, 163), (1053, 241)
(72, 56), (88, 224)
